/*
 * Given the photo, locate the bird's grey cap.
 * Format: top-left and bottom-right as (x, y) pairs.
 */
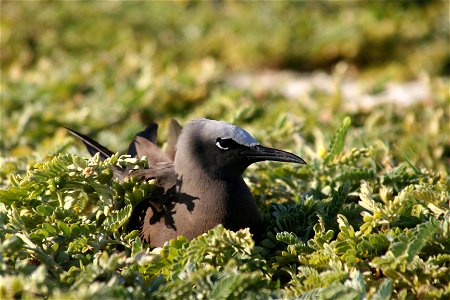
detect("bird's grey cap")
(189, 118), (259, 147)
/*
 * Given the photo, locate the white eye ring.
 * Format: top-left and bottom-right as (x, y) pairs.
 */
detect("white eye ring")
(216, 139), (230, 150)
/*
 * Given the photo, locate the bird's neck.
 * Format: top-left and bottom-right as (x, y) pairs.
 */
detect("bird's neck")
(176, 162), (256, 212)
(175, 162), (236, 194)
(174, 162), (262, 238)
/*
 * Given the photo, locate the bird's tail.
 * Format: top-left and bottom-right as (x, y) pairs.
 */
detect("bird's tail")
(65, 127), (115, 161)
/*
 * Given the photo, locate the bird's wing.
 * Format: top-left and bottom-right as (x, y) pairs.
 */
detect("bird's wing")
(132, 136), (172, 165)
(66, 127), (115, 161)
(125, 162), (176, 192)
(127, 123), (158, 157)
(166, 119), (182, 161)
(127, 123), (173, 164)
(66, 127), (125, 178)
(125, 162), (177, 239)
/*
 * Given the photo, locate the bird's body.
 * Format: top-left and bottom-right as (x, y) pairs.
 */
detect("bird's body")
(67, 119), (305, 247)
(135, 172), (261, 247)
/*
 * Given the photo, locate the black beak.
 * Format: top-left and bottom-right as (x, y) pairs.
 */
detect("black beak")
(242, 145), (307, 165)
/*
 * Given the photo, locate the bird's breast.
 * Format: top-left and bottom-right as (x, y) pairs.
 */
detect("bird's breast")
(175, 177), (263, 238)
(143, 175), (263, 247)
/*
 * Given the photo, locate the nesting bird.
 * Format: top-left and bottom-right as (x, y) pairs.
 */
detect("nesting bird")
(67, 119), (306, 247)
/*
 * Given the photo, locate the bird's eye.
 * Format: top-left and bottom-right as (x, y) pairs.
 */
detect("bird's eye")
(216, 138), (233, 150)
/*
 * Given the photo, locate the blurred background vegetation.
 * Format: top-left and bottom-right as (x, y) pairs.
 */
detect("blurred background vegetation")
(1, 0), (449, 180)
(1, 2), (449, 298)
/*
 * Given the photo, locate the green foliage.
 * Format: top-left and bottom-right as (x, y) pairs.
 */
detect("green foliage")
(1, 2), (449, 299)
(0, 154), (154, 298)
(1, 113), (449, 298)
(325, 116), (352, 164)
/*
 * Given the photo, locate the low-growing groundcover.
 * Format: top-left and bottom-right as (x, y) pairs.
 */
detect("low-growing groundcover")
(1, 1), (449, 299)
(0, 117), (448, 299)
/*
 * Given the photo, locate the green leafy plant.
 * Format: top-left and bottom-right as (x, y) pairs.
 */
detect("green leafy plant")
(1, 2), (449, 298)
(3, 113), (448, 299)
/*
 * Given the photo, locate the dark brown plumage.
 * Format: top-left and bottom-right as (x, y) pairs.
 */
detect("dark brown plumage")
(67, 119), (306, 247)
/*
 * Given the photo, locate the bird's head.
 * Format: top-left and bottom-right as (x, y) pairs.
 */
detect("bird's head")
(174, 119), (306, 179)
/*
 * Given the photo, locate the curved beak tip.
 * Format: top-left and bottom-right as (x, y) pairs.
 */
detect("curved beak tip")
(298, 157), (307, 165)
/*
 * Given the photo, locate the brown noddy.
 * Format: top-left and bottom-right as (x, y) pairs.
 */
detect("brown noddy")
(67, 119), (306, 247)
